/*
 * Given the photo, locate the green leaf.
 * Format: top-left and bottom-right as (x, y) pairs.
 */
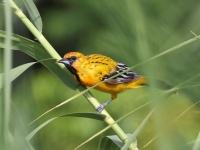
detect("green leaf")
(0, 30), (76, 90)
(0, 62), (36, 89)
(62, 112), (106, 121)
(26, 112), (106, 141)
(192, 132), (200, 150)
(22, 0), (43, 32)
(99, 134), (137, 150)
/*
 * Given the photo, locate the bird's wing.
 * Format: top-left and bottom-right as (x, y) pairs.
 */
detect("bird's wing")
(103, 63), (142, 85)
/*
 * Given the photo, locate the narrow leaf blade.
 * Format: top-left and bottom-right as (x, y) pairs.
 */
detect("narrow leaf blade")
(192, 132), (200, 150)
(22, 0), (42, 32)
(0, 30), (76, 90)
(26, 112), (106, 141)
(0, 62), (36, 89)
(99, 134), (137, 150)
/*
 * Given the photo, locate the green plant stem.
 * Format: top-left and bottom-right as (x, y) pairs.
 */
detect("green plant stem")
(9, 0), (136, 149)
(3, 0), (13, 149)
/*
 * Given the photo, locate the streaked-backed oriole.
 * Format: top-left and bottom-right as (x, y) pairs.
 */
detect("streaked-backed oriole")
(58, 52), (146, 112)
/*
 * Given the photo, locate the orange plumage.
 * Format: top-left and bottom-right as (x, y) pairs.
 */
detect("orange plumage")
(58, 52), (146, 112)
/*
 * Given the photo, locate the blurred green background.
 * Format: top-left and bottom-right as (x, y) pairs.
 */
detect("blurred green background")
(1, 0), (200, 149)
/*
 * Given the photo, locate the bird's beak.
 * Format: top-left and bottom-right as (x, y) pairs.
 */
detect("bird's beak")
(57, 58), (70, 65)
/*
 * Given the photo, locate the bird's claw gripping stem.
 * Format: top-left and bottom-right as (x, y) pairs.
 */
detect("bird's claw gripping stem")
(95, 99), (112, 113)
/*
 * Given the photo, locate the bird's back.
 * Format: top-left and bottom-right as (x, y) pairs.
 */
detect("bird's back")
(72, 54), (118, 86)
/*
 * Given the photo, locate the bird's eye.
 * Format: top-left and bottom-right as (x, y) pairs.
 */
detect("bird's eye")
(71, 56), (77, 61)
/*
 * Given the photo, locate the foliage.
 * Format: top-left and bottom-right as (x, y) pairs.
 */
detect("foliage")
(1, 0), (200, 150)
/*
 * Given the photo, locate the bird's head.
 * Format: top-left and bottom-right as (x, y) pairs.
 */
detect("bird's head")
(58, 52), (84, 81)
(58, 52), (84, 67)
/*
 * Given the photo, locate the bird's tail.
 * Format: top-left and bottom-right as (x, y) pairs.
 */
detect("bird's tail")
(144, 77), (175, 91)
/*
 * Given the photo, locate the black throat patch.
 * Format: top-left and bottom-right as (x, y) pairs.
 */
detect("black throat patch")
(66, 65), (81, 82)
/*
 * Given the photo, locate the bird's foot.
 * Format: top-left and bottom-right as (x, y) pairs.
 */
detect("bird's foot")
(95, 99), (112, 113)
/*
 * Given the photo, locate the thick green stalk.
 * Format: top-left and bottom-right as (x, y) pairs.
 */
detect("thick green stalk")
(3, 0), (13, 149)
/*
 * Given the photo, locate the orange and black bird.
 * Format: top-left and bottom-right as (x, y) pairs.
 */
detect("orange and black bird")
(58, 52), (146, 112)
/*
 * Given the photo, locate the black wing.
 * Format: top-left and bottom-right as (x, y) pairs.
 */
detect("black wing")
(103, 63), (141, 84)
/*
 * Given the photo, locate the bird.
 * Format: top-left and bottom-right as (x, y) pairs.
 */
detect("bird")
(58, 52), (146, 113)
